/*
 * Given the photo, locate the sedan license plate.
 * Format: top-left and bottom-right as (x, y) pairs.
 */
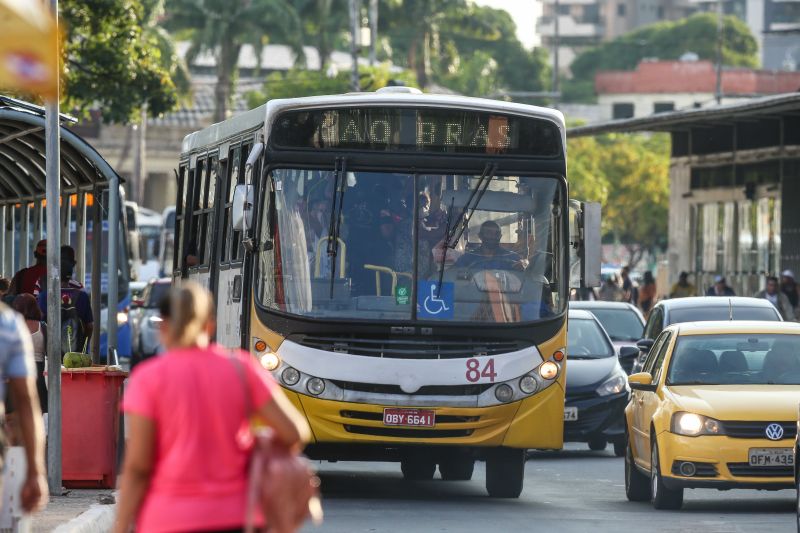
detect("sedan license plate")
(383, 408), (435, 428)
(564, 407), (578, 422)
(748, 448), (794, 467)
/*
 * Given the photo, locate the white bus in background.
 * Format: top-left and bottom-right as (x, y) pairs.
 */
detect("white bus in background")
(126, 201), (163, 282)
(159, 205), (176, 277)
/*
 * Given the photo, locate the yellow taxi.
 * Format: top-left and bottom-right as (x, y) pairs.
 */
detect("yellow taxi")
(624, 320), (800, 509)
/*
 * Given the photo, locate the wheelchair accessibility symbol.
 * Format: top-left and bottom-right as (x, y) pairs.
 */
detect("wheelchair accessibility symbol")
(418, 281), (454, 319)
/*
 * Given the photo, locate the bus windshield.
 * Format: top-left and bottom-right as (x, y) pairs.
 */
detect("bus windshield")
(256, 169), (564, 324)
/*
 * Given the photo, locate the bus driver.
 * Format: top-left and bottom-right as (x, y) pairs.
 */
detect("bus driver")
(454, 220), (522, 272)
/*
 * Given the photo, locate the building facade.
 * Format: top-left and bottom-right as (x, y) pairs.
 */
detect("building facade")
(595, 59), (800, 119)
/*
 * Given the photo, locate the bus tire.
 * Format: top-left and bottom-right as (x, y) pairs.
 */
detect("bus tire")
(588, 438), (606, 451)
(485, 448), (525, 498)
(625, 438), (650, 502)
(401, 458), (436, 481)
(651, 441), (683, 510)
(439, 457), (475, 481)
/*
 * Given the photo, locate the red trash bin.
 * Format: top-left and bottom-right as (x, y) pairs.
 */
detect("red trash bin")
(61, 367), (128, 488)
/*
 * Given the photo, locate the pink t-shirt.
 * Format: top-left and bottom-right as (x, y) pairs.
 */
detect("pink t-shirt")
(122, 344), (276, 533)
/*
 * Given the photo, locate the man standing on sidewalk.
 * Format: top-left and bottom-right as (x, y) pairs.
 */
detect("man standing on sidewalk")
(754, 276), (796, 321)
(0, 302), (47, 512)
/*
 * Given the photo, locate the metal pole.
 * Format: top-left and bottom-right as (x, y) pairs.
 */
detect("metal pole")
(369, 0), (378, 66)
(107, 178), (119, 362)
(552, 0), (560, 106)
(0, 205), (4, 277)
(349, 0), (361, 92)
(3, 206), (12, 277)
(45, 0), (62, 497)
(75, 192), (87, 285)
(133, 104), (147, 205)
(90, 190), (101, 362)
(715, 0), (724, 104)
(20, 202), (30, 269)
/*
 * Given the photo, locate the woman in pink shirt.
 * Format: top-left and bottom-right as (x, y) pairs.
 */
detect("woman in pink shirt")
(114, 282), (310, 533)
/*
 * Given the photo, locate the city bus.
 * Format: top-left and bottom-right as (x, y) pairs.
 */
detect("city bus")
(173, 88), (599, 497)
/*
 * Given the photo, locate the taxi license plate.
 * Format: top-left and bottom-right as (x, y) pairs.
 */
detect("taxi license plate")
(383, 408), (435, 428)
(748, 448), (794, 467)
(564, 407), (578, 421)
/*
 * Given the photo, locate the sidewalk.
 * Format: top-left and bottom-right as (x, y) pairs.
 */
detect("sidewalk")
(31, 489), (116, 533)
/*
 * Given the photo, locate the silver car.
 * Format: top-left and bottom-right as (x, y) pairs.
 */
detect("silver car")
(570, 301), (645, 373)
(130, 278), (171, 368)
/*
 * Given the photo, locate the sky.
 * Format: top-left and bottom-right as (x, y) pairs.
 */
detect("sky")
(473, 0), (542, 49)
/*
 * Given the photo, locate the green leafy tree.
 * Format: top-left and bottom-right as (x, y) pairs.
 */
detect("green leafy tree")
(247, 64), (417, 106)
(292, 0), (350, 71)
(164, 0), (303, 122)
(60, 0), (181, 124)
(565, 13), (759, 103)
(568, 133), (670, 267)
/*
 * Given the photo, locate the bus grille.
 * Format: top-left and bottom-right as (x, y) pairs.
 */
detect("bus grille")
(343, 425), (474, 439)
(341, 411), (480, 424)
(289, 334), (525, 359)
(330, 380), (493, 396)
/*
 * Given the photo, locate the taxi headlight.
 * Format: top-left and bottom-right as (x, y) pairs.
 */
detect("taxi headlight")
(539, 361), (559, 380)
(596, 374), (627, 396)
(671, 412), (724, 437)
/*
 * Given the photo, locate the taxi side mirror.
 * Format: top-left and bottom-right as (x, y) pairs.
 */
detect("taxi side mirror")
(619, 345), (639, 360)
(628, 372), (656, 392)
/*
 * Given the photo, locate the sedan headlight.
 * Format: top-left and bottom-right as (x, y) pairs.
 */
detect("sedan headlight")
(670, 412), (724, 437)
(596, 373), (628, 396)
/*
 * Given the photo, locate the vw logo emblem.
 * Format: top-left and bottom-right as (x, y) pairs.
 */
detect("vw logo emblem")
(765, 423), (784, 441)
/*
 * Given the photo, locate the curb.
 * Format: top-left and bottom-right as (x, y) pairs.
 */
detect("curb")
(52, 503), (116, 533)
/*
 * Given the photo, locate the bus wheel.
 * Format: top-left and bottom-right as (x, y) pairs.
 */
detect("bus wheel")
(439, 457), (475, 481)
(485, 448), (525, 498)
(401, 458), (436, 481)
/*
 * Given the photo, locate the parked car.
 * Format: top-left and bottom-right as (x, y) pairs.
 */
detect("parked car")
(570, 301), (644, 373)
(565, 310), (634, 456)
(632, 297), (782, 373)
(130, 277), (171, 369)
(625, 320), (800, 509)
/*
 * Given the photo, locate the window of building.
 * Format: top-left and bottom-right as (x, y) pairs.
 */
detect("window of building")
(612, 103), (634, 119)
(558, 4), (570, 15)
(617, 3), (626, 16)
(653, 102), (675, 114)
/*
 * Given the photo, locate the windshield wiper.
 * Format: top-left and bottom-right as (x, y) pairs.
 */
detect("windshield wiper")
(435, 196), (456, 298)
(327, 157), (347, 298)
(444, 163), (497, 248)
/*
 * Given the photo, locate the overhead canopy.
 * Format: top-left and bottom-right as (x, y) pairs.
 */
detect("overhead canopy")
(569, 92), (800, 137)
(0, 96), (123, 204)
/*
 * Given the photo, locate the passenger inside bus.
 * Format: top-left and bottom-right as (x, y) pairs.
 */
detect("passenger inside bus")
(454, 220), (523, 271)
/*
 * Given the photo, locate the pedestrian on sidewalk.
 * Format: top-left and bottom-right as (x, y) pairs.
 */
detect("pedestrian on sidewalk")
(0, 301), (47, 512)
(638, 271), (657, 316)
(754, 276), (795, 321)
(114, 282), (310, 533)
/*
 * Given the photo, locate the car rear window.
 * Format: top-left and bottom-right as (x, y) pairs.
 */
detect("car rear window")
(668, 306), (780, 325)
(584, 308), (643, 342)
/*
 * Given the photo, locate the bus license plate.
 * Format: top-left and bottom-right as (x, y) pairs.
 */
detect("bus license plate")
(383, 408), (435, 428)
(564, 407), (578, 421)
(748, 448), (793, 466)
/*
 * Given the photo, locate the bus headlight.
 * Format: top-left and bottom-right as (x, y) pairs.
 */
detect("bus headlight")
(260, 352), (280, 371)
(307, 377), (325, 396)
(539, 361), (559, 380)
(494, 383), (514, 403)
(281, 367), (300, 386)
(519, 375), (538, 394)
(116, 312), (129, 325)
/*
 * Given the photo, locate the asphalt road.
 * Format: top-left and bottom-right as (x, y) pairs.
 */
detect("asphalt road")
(304, 443), (796, 533)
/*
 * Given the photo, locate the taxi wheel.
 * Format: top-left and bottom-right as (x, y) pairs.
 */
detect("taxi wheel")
(588, 438), (607, 451)
(439, 457), (475, 481)
(613, 440), (625, 457)
(650, 442), (683, 510)
(401, 458), (436, 481)
(625, 439), (650, 501)
(486, 448), (525, 498)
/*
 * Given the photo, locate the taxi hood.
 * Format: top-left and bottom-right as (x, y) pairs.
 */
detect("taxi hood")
(667, 385), (800, 421)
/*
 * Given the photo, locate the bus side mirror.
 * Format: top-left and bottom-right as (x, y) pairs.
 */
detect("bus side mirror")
(568, 200), (601, 289)
(232, 184), (253, 232)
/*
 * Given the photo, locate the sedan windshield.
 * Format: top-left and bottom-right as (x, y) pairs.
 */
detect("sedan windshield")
(567, 318), (615, 359)
(256, 169), (564, 324)
(667, 334), (800, 385)
(584, 308), (643, 342)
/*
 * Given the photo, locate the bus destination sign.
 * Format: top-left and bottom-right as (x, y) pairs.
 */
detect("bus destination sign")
(270, 107), (561, 157)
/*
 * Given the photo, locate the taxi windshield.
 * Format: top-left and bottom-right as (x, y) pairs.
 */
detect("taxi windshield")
(255, 169), (564, 324)
(667, 334), (800, 385)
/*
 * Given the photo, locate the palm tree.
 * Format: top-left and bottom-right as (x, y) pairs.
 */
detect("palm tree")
(293, 0), (350, 72)
(165, 0), (303, 122)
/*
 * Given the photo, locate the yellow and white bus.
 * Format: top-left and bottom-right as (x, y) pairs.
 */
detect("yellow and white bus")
(173, 88), (599, 498)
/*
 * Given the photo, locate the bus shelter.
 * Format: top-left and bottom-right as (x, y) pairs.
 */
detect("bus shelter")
(0, 95), (123, 361)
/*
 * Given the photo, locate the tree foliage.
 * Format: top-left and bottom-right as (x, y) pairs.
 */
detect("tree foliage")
(246, 64), (417, 106)
(564, 13), (759, 103)
(568, 133), (670, 266)
(60, 0), (181, 124)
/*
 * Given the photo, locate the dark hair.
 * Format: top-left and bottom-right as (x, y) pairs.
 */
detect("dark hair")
(643, 271), (655, 284)
(12, 293), (42, 321)
(767, 276), (779, 284)
(0, 277), (9, 293)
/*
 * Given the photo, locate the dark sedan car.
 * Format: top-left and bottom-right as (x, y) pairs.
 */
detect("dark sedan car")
(565, 309), (631, 456)
(570, 301), (644, 373)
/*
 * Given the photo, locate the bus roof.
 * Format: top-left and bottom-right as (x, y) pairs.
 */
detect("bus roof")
(181, 91), (566, 156)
